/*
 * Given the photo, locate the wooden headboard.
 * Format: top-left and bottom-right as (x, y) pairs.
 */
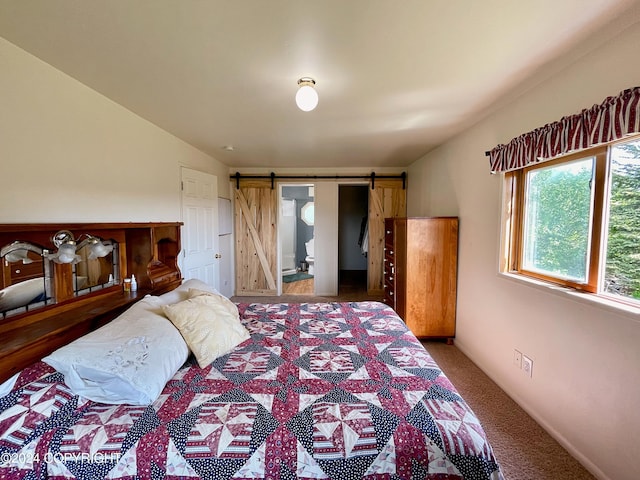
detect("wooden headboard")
(0, 222), (183, 383)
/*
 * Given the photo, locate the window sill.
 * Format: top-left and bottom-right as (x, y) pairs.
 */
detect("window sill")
(498, 271), (640, 321)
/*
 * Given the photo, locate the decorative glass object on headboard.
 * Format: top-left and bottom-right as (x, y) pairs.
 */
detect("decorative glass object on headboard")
(1, 233), (119, 318)
(0, 241), (51, 318)
(43, 230), (119, 296)
(74, 238), (118, 295)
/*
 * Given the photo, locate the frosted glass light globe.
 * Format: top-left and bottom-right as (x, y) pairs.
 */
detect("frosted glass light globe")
(295, 83), (318, 112)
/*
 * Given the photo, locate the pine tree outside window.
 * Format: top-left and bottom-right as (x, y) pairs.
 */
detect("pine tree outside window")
(504, 137), (640, 306)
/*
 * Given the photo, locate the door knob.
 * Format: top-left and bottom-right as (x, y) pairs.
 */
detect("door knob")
(215, 253), (222, 259)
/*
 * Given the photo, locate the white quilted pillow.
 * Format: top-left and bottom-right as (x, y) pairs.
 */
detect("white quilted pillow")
(43, 296), (189, 405)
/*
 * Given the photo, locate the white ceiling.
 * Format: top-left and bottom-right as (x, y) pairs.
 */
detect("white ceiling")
(1, 0), (639, 169)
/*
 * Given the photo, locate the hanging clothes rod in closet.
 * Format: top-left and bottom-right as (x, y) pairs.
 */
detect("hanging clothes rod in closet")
(230, 171), (406, 190)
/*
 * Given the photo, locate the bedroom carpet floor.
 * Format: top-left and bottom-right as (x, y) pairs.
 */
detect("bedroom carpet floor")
(231, 277), (595, 480)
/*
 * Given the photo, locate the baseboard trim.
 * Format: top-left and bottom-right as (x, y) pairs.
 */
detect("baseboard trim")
(454, 339), (610, 480)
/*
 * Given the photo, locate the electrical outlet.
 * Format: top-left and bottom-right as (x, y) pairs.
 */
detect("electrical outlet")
(522, 355), (533, 377)
(513, 349), (522, 368)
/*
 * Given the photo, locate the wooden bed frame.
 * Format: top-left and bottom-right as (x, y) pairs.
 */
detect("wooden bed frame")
(0, 222), (183, 383)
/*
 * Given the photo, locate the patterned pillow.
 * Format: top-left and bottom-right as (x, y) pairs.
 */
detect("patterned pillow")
(162, 291), (249, 368)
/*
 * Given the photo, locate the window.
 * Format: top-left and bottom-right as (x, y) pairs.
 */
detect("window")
(301, 201), (314, 226)
(604, 140), (640, 300)
(503, 136), (640, 305)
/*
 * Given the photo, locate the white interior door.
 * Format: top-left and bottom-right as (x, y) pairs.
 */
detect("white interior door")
(181, 168), (219, 291)
(218, 233), (233, 296)
(218, 197), (233, 297)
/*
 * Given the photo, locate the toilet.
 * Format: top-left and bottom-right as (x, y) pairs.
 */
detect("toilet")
(305, 238), (315, 275)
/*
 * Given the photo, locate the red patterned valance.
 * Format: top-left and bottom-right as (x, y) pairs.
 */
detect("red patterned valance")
(488, 86), (640, 173)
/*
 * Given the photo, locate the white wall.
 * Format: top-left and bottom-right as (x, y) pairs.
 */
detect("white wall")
(0, 37), (230, 224)
(314, 182), (339, 296)
(407, 22), (640, 480)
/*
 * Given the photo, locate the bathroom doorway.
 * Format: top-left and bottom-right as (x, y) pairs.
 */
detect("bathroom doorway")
(279, 184), (315, 295)
(338, 185), (369, 296)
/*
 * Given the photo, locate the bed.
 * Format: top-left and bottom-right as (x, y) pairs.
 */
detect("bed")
(0, 280), (503, 479)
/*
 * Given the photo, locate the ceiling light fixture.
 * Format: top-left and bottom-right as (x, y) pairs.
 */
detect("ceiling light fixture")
(295, 77), (318, 112)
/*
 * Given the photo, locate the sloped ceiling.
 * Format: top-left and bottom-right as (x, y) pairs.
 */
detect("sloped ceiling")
(1, 0), (639, 168)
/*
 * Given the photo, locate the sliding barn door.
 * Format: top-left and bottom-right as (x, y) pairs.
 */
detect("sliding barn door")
(234, 179), (277, 296)
(368, 179), (406, 295)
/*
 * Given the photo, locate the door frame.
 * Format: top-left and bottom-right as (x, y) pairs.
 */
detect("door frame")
(278, 183), (315, 295)
(337, 182), (370, 291)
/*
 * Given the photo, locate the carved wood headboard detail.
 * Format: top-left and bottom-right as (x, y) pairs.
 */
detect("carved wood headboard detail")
(0, 222), (183, 382)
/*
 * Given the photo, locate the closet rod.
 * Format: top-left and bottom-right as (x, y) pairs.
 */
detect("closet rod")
(231, 171), (406, 190)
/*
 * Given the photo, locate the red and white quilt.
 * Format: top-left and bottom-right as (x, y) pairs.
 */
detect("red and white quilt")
(0, 301), (503, 479)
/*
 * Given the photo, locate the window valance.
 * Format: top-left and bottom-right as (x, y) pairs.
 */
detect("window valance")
(488, 86), (640, 173)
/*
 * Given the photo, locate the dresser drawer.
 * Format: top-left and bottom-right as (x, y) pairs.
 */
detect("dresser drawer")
(383, 288), (395, 308)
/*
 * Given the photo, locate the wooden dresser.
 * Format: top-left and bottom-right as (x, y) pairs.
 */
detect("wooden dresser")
(383, 217), (458, 339)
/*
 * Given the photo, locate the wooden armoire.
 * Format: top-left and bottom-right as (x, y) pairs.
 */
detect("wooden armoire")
(383, 217), (458, 339)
